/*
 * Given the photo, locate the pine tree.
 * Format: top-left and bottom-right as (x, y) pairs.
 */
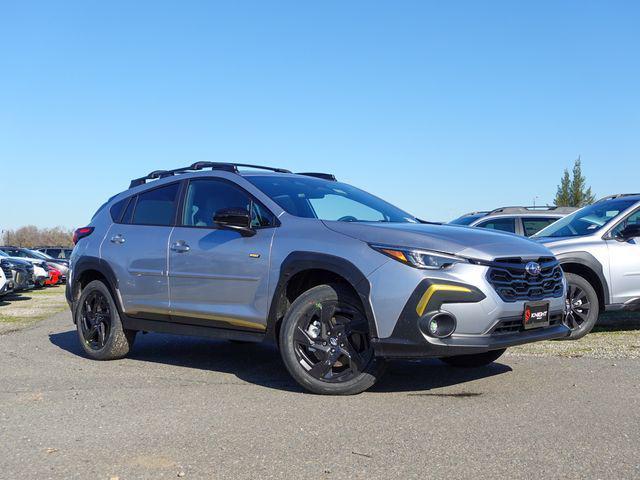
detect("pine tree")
(569, 157), (595, 207)
(554, 157), (595, 207)
(554, 169), (572, 206)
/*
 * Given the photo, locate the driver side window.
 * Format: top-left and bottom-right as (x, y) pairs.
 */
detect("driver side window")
(612, 210), (640, 236)
(182, 179), (275, 228)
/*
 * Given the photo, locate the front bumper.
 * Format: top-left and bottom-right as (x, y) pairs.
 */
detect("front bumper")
(373, 323), (569, 358)
(367, 259), (568, 358)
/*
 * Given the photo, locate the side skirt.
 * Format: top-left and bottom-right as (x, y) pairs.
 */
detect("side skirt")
(121, 315), (266, 343)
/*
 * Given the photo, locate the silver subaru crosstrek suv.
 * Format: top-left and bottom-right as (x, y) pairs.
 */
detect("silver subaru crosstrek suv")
(534, 194), (640, 339)
(67, 162), (569, 394)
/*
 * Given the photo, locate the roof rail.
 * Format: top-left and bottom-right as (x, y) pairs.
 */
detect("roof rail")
(487, 205), (577, 215)
(596, 193), (640, 203)
(296, 172), (337, 181)
(129, 162), (292, 189)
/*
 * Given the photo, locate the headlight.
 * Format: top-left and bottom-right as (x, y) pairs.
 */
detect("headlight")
(370, 244), (469, 270)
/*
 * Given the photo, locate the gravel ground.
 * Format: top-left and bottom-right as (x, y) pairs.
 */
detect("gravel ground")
(0, 285), (68, 334)
(1, 310), (639, 479)
(510, 311), (640, 359)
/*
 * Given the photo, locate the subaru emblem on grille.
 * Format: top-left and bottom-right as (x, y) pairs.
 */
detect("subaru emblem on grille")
(525, 261), (542, 276)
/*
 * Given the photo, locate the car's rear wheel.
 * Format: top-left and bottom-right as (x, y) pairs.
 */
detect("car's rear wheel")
(440, 348), (506, 368)
(279, 284), (385, 395)
(562, 272), (600, 340)
(75, 280), (136, 360)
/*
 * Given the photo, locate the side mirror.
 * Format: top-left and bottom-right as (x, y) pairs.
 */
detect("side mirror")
(616, 224), (640, 241)
(213, 208), (255, 237)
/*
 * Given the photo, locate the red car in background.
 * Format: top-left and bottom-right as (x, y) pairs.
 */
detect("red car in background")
(45, 267), (61, 286)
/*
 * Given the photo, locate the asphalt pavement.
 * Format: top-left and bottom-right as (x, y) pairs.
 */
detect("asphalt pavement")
(1, 311), (639, 479)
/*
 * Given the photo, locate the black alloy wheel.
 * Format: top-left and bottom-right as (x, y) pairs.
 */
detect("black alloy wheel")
(293, 299), (373, 383)
(79, 290), (112, 350)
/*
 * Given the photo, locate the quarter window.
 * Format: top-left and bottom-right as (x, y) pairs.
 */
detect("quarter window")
(131, 183), (179, 226)
(477, 217), (516, 233)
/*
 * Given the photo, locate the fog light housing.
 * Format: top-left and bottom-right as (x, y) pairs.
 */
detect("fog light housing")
(420, 312), (457, 338)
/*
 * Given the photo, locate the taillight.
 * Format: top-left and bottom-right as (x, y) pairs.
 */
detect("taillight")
(73, 227), (94, 245)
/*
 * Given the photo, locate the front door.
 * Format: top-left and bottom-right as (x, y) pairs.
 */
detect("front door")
(168, 178), (277, 331)
(606, 209), (640, 304)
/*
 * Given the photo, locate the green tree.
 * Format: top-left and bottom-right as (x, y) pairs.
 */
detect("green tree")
(554, 157), (595, 207)
(554, 169), (572, 207)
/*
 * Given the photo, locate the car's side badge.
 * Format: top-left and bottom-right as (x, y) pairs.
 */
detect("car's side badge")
(249, 253), (261, 258)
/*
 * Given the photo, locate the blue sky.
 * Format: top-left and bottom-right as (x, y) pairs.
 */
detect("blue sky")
(1, 1), (638, 230)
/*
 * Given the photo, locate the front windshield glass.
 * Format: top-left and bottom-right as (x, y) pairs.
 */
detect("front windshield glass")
(246, 175), (418, 223)
(534, 199), (636, 238)
(0, 250), (8, 257)
(28, 250), (53, 260)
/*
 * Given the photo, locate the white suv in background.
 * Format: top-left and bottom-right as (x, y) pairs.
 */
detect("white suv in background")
(450, 206), (577, 237)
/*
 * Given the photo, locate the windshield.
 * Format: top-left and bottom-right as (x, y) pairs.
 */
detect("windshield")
(246, 175), (418, 223)
(0, 250), (8, 257)
(28, 250), (53, 260)
(449, 213), (486, 225)
(534, 199), (636, 238)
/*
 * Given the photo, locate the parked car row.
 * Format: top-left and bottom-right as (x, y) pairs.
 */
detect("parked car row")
(0, 246), (68, 298)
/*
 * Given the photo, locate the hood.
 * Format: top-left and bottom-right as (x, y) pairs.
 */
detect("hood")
(322, 221), (555, 262)
(534, 235), (603, 253)
(2, 256), (33, 268)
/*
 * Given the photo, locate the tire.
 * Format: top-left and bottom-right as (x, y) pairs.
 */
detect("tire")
(279, 284), (385, 395)
(440, 348), (506, 368)
(75, 280), (136, 360)
(563, 272), (600, 340)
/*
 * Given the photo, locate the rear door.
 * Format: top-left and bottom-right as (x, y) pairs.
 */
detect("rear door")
(168, 177), (276, 331)
(101, 182), (180, 318)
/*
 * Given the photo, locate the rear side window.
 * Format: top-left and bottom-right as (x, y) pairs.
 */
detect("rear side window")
(110, 198), (129, 222)
(476, 217), (516, 233)
(522, 217), (559, 237)
(121, 197), (137, 224)
(132, 183), (180, 226)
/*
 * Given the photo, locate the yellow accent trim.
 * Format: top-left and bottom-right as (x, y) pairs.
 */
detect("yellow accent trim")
(416, 284), (472, 316)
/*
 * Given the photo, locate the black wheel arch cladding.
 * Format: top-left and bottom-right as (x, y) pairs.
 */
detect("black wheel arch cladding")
(266, 251), (378, 340)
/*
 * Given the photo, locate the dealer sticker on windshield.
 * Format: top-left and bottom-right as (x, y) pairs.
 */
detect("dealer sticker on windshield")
(523, 301), (550, 330)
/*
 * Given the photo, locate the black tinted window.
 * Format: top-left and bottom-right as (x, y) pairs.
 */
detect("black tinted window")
(132, 183), (179, 226)
(110, 198), (129, 222)
(477, 217), (516, 233)
(121, 196), (136, 224)
(522, 217), (558, 237)
(46, 249), (62, 258)
(182, 179), (274, 228)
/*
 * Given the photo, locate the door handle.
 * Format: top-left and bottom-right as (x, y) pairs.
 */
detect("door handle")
(110, 234), (125, 245)
(170, 241), (190, 253)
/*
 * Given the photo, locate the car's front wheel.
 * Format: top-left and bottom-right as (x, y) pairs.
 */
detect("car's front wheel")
(440, 348), (506, 368)
(279, 284), (385, 395)
(563, 272), (600, 340)
(75, 280), (136, 360)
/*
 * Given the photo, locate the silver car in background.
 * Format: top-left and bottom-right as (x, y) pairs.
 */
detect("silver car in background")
(535, 194), (640, 339)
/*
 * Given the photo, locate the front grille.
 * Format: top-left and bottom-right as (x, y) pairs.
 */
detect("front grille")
(491, 313), (564, 335)
(1, 263), (13, 281)
(487, 256), (564, 302)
